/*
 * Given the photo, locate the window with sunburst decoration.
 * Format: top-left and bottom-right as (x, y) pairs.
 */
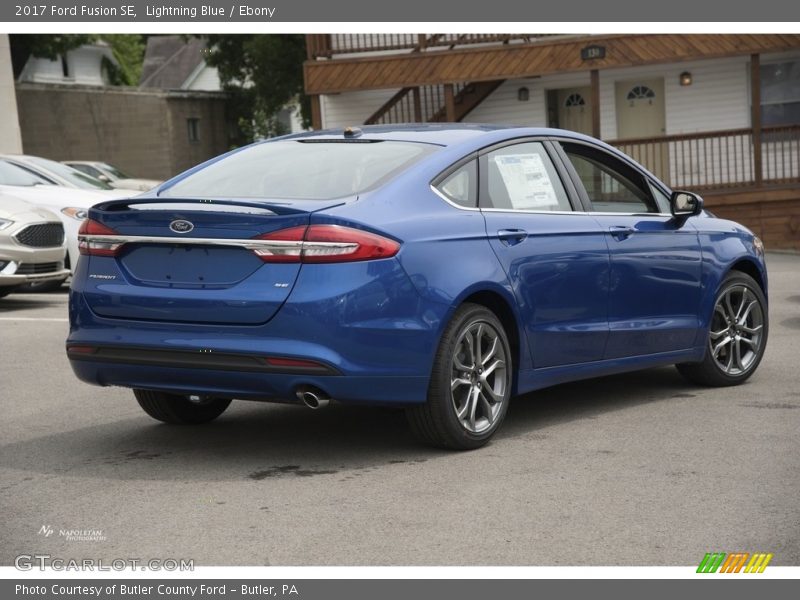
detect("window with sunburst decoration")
(565, 93), (586, 107)
(626, 85), (656, 101)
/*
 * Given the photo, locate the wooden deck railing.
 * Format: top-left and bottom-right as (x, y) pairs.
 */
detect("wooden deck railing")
(306, 34), (556, 59)
(365, 83), (467, 125)
(610, 125), (800, 190)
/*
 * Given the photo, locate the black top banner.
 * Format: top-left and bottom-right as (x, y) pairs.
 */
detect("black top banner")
(1, 0), (799, 22)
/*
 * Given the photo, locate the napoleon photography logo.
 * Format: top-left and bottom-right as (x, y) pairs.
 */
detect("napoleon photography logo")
(38, 524), (106, 542)
(38, 525), (53, 538)
(697, 552), (773, 573)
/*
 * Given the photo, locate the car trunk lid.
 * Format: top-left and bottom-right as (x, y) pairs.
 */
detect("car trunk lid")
(81, 197), (344, 325)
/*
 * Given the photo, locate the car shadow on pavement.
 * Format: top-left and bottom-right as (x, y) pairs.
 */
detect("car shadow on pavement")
(0, 293), (68, 310)
(0, 367), (700, 482)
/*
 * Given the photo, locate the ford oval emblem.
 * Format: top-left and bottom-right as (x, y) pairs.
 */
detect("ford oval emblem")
(169, 219), (194, 234)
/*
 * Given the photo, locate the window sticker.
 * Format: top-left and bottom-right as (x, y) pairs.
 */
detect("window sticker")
(493, 153), (559, 209)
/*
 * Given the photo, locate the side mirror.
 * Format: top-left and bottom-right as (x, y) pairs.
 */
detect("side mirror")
(670, 190), (703, 218)
(97, 174), (110, 183)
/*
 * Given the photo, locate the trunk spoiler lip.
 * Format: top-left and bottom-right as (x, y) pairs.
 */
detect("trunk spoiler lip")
(89, 196), (350, 216)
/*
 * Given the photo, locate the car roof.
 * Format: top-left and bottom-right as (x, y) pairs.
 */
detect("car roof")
(279, 124), (602, 147)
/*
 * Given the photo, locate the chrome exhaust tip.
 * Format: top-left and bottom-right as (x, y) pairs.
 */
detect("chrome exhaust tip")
(296, 388), (331, 409)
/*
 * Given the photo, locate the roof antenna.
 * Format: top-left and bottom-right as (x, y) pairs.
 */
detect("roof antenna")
(343, 126), (363, 138)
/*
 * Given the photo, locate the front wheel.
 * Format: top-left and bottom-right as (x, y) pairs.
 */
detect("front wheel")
(134, 389), (231, 424)
(406, 303), (512, 450)
(677, 271), (768, 386)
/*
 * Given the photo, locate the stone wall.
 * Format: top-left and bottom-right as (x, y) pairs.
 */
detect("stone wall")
(16, 83), (230, 181)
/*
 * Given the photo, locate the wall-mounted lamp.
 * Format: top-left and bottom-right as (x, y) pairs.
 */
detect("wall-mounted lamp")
(517, 87), (529, 102)
(679, 71), (693, 86)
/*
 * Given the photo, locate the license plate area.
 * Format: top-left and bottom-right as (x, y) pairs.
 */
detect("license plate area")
(119, 244), (262, 288)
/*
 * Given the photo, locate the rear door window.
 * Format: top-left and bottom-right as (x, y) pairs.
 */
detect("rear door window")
(481, 142), (572, 211)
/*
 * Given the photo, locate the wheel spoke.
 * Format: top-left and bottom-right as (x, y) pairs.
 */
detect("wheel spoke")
(725, 344), (734, 372)
(473, 324), (484, 364)
(464, 334), (477, 369)
(737, 299), (757, 326)
(478, 391), (495, 424)
(467, 386), (479, 431)
(481, 380), (502, 402)
(712, 335), (732, 357)
(709, 327), (728, 340)
(451, 377), (471, 391)
(734, 288), (750, 321)
(724, 290), (738, 322)
(455, 395), (470, 419)
(739, 336), (757, 348)
(733, 339), (745, 371)
(481, 358), (505, 380)
(481, 335), (498, 366)
(453, 354), (472, 372)
(741, 324), (763, 335)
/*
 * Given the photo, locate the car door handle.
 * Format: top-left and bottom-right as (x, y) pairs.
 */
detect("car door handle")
(609, 225), (636, 240)
(497, 229), (528, 246)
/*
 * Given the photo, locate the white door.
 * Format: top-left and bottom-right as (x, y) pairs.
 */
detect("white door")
(615, 78), (668, 181)
(556, 87), (593, 135)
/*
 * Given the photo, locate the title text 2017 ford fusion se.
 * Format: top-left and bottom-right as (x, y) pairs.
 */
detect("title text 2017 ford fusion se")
(66, 126), (768, 449)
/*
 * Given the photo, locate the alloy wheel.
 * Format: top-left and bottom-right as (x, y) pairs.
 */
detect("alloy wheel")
(450, 320), (509, 434)
(709, 284), (765, 376)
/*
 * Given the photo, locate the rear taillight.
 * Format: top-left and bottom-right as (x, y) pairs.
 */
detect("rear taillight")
(253, 225), (400, 264)
(78, 219), (123, 257)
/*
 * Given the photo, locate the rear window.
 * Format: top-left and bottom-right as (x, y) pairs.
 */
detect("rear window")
(160, 140), (437, 200)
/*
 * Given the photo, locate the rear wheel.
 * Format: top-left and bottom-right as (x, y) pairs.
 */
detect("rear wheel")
(134, 389), (231, 424)
(677, 271), (768, 386)
(406, 303), (512, 450)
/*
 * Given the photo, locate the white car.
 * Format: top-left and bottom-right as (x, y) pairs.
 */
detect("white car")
(0, 160), (130, 286)
(0, 154), (128, 194)
(63, 161), (162, 193)
(0, 193), (70, 298)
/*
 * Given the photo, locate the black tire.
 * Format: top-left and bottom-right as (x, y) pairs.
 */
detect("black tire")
(676, 271), (768, 387)
(406, 303), (513, 450)
(0, 286), (21, 298)
(133, 389), (231, 424)
(18, 278), (68, 293)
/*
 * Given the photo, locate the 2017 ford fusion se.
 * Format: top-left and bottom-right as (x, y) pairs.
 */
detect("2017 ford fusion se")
(66, 125), (768, 449)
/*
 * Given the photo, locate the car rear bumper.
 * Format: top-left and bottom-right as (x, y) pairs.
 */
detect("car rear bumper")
(68, 357), (428, 405)
(66, 258), (450, 405)
(0, 266), (70, 286)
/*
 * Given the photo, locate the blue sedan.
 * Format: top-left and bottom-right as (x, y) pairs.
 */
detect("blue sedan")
(67, 125), (768, 449)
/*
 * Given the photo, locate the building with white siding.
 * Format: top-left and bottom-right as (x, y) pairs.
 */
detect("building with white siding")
(0, 34), (23, 154)
(304, 34), (800, 250)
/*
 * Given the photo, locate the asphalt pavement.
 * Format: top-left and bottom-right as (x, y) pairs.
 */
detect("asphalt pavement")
(1, 253), (798, 566)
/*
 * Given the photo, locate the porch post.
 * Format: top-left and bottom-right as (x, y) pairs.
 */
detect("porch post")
(310, 95), (323, 130)
(590, 69), (601, 138)
(412, 87), (423, 122)
(444, 83), (456, 122)
(750, 54), (763, 185)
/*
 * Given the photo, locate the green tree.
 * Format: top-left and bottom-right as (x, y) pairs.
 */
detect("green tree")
(203, 35), (310, 143)
(101, 35), (146, 86)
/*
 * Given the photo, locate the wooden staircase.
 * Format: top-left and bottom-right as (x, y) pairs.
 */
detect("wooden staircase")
(364, 80), (505, 125)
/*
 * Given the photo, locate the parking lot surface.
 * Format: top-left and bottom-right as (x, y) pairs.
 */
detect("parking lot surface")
(1, 253), (798, 566)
